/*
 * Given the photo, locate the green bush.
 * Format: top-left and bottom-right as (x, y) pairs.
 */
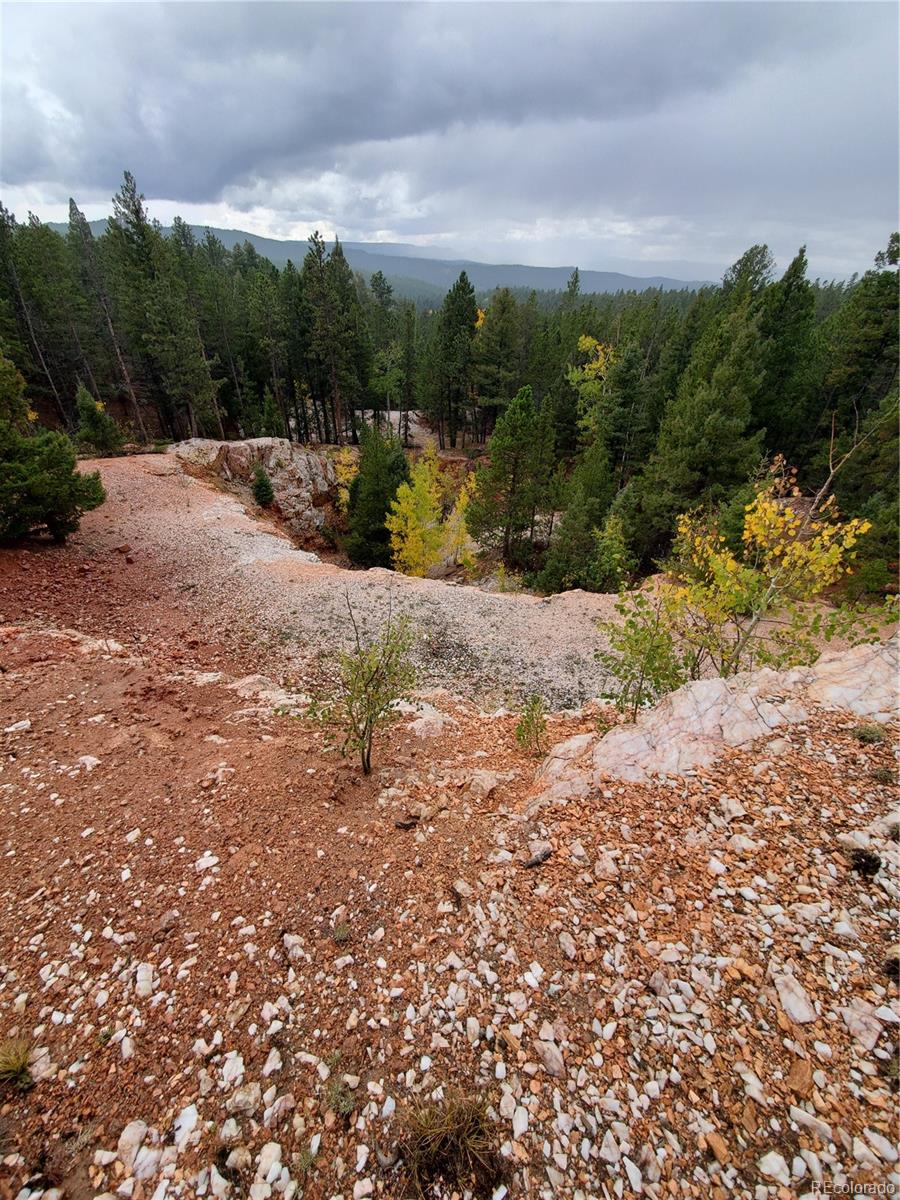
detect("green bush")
(252, 464), (274, 507)
(311, 596), (415, 774)
(515, 694), (548, 756)
(75, 384), (123, 456)
(846, 558), (892, 600)
(0, 420), (106, 543)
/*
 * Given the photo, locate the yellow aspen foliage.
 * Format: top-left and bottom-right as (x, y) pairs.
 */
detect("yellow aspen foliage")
(568, 336), (618, 439)
(599, 480), (888, 714)
(475, 307), (486, 329)
(386, 443), (445, 577)
(442, 470), (477, 570)
(575, 334), (616, 380)
(334, 446), (359, 515)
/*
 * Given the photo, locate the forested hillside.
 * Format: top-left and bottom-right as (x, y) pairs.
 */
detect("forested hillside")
(1, 172), (896, 591)
(45, 218), (707, 296)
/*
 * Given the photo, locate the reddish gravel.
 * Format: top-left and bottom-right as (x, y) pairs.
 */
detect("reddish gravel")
(0, 455), (897, 1200)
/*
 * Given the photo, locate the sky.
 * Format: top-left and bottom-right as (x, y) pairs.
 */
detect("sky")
(1, 1), (897, 281)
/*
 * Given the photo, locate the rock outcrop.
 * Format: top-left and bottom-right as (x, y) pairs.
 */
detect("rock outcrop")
(538, 638), (898, 796)
(169, 438), (337, 538)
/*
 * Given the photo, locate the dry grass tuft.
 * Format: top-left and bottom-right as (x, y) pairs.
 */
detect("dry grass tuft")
(325, 1076), (356, 1118)
(0, 1038), (32, 1091)
(399, 1091), (506, 1199)
(852, 722), (887, 745)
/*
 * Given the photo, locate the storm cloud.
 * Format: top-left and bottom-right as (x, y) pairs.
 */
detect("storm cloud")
(2, 1), (896, 278)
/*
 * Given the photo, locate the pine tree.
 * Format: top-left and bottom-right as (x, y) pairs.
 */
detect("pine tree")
(0, 204), (67, 424)
(67, 198), (148, 441)
(75, 383), (123, 456)
(532, 436), (615, 592)
(473, 287), (521, 438)
(259, 386), (281, 437)
(466, 385), (540, 564)
(816, 235), (899, 444)
(754, 247), (816, 455)
(369, 270), (395, 353)
(533, 484), (601, 593)
(0, 421), (105, 543)
(437, 271), (478, 447)
(252, 464), (274, 507)
(0, 350), (31, 427)
(345, 424), (410, 567)
(590, 514), (634, 592)
(397, 300), (417, 445)
(621, 299), (765, 565)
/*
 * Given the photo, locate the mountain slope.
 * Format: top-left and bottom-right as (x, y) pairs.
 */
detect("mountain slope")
(47, 219), (708, 295)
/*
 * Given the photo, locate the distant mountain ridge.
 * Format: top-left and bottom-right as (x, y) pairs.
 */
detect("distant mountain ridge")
(47, 219), (708, 297)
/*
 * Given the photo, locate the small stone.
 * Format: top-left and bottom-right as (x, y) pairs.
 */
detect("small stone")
(134, 962), (155, 999)
(622, 1156), (643, 1193)
(263, 1048), (282, 1076)
(558, 931), (577, 960)
(786, 1057), (813, 1097)
(773, 973), (817, 1024)
(512, 1106), (528, 1139)
(706, 1132), (729, 1165)
(534, 1039), (565, 1078)
(758, 1150), (790, 1186)
(117, 1121), (148, 1171)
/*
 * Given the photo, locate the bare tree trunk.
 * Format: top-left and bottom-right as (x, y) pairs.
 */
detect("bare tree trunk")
(69, 320), (102, 401)
(100, 298), (148, 442)
(8, 258), (66, 424)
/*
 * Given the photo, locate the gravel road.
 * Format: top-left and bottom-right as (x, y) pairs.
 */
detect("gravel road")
(84, 454), (619, 707)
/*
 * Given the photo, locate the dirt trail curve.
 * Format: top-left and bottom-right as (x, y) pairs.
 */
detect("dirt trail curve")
(69, 454), (618, 707)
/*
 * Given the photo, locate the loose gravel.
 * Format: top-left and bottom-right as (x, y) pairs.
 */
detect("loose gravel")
(83, 455), (620, 708)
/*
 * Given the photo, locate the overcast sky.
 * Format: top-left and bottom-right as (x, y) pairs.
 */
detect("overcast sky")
(1, 1), (897, 280)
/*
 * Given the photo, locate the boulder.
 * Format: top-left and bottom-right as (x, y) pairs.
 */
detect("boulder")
(169, 438), (337, 538)
(537, 639), (898, 793)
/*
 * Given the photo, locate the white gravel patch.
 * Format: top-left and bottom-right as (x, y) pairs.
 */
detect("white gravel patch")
(86, 455), (620, 706)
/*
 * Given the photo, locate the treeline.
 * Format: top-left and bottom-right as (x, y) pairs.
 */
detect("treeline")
(0, 172), (412, 445)
(0, 170), (694, 448)
(459, 235), (898, 589)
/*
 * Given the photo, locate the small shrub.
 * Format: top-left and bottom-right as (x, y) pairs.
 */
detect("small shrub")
(399, 1091), (505, 1200)
(325, 1077), (356, 1118)
(75, 384), (123, 456)
(331, 922), (351, 944)
(493, 563), (521, 593)
(0, 1038), (32, 1091)
(252, 465), (274, 507)
(297, 1145), (316, 1174)
(849, 847), (882, 878)
(598, 590), (687, 720)
(884, 1046), (900, 1091)
(311, 593), (415, 775)
(0, 422), (105, 543)
(871, 765), (896, 785)
(516, 694), (548, 757)
(852, 723), (886, 745)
